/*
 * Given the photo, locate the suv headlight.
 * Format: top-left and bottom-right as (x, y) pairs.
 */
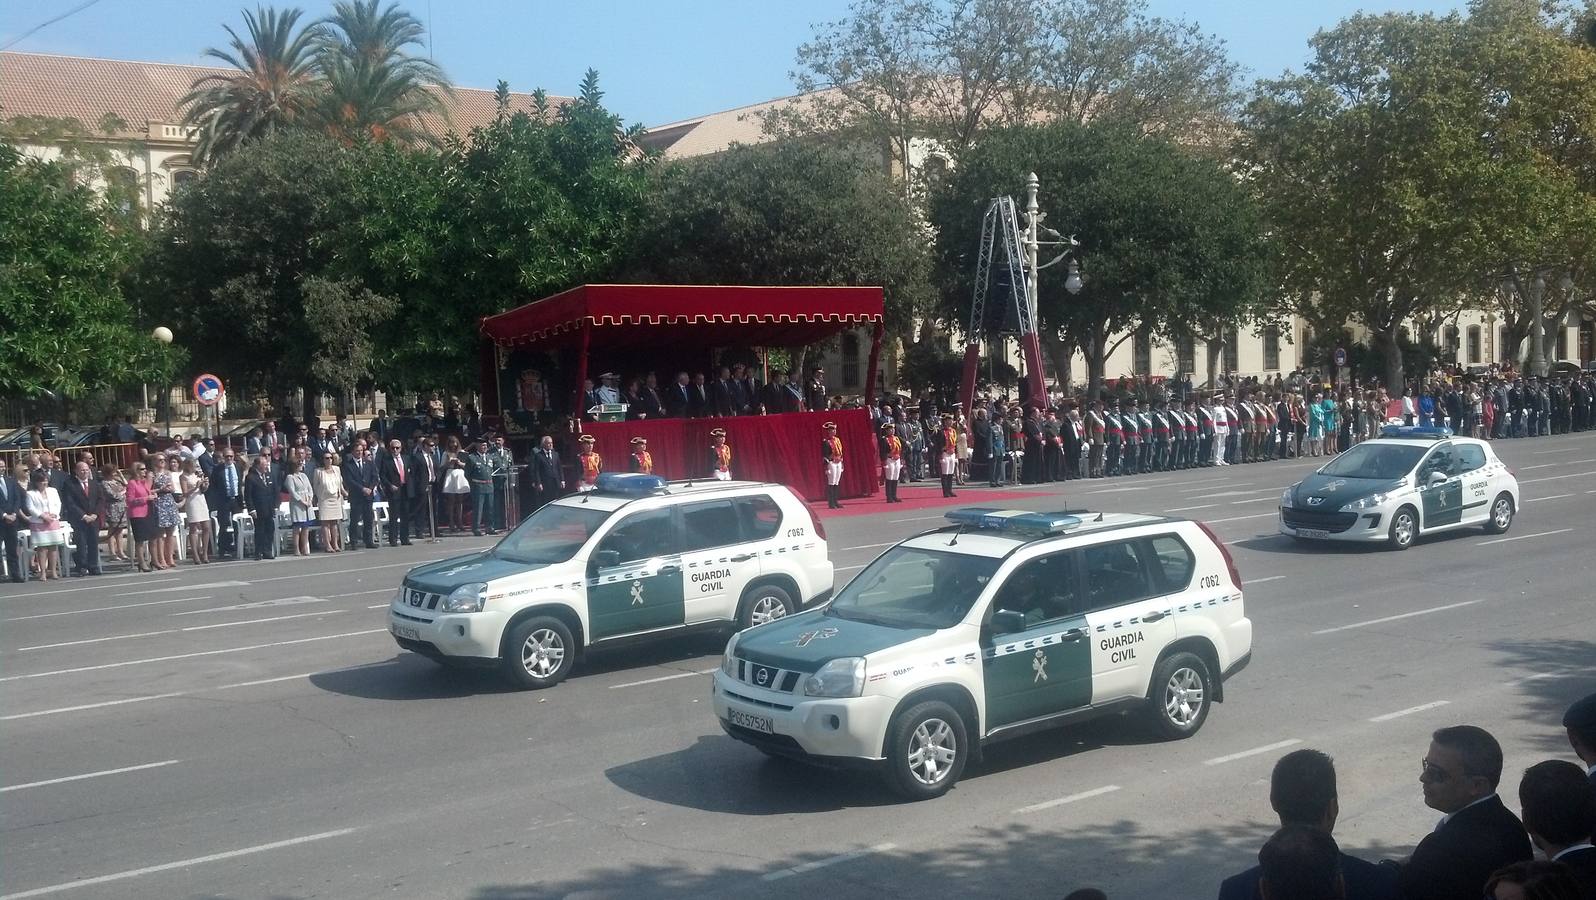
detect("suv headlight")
(1280, 486), (1295, 509)
(721, 632), (741, 677)
(439, 582), (488, 613)
(803, 657), (866, 698)
(1340, 493), (1388, 512)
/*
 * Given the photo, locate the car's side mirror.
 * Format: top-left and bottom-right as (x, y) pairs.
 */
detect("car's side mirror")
(1426, 470), (1448, 486)
(591, 549), (621, 570)
(989, 609), (1027, 636)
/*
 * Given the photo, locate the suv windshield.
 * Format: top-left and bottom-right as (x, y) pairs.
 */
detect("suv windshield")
(827, 546), (1000, 630)
(1318, 443), (1426, 480)
(493, 503), (613, 565)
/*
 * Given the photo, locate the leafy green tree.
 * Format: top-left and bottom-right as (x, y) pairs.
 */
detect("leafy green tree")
(930, 121), (1268, 400)
(316, 0), (453, 146)
(620, 141), (934, 338)
(179, 6), (325, 167)
(0, 144), (176, 399)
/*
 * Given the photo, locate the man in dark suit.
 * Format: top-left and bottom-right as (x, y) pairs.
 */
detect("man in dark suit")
(688, 373), (710, 418)
(711, 366), (737, 417)
(1219, 748), (1397, 900)
(530, 435), (563, 509)
(804, 367), (828, 413)
(207, 447), (246, 557)
(0, 457), (26, 581)
(343, 440), (378, 549)
(1256, 825), (1346, 900)
(1517, 760), (1596, 898)
(635, 373), (665, 419)
(59, 461), (105, 576)
(410, 438), (439, 539)
(1396, 725), (1532, 900)
(735, 364), (760, 416)
(665, 372), (692, 418)
(378, 438), (412, 546)
(1567, 694), (1596, 788)
(243, 454), (279, 560)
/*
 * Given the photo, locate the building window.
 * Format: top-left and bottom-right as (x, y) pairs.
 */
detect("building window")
(1223, 328), (1239, 374)
(107, 166), (139, 216)
(922, 154), (948, 185)
(1444, 325), (1460, 362)
(1399, 326), (1411, 344)
(1467, 325), (1481, 364)
(1133, 332), (1152, 376)
(841, 332), (861, 389)
(171, 169), (196, 193)
(1556, 325), (1568, 361)
(1500, 326), (1511, 362)
(1262, 326), (1281, 371)
(1176, 338), (1195, 376)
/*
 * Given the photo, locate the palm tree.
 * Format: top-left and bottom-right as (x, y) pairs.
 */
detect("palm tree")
(179, 6), (325, 167)
(316, 0), (452, 146)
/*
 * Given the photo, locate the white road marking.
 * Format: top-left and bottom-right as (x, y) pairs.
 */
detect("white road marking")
(1081, 486), (1152, 494)
(841, 541), (898, 552)
(1312, 599), (1484, 635)
(1, 672), (319, 721)
(1477, 528), (1574, 546)
(0, 828), (359, 899)
(179, 610), (347, 631)
(1204, 739), (1302, 766)
(367, 603), (389, 609)
(1519, 463), (1560, 470)
(1523, 494), (1573, 503)
(1203, 512), (1277, 524)
(2, 597), (206, 622)
(1210, 489), (1274, 498)
(761, 843), (897, 882)
(1369, 700), (1450, 723)
(889, 515), (945, 523)
(1229, 497), (1272, 505)
(1179, 483), (1253, 494)
(835, 564), (867, 573)
(1519, 470), (1596, 484)
(1244, 575), (1287, 585)
(0, 629), (386, 682)
(17, 630), (175, 651)
(15, 610), (349, 651)
(328, 588), (393, 598)
(1509, 666), (1596, 686)
(608, 667), (719, 689)
(1166, 504), (1217, 512)
(249, 560), (433, 583)
(0, 577), (180, 600)
(1532, 446), (1583, 454)
(1, 760), (182, 793)
(122, 580), (250, 596)
(170, 595), (331, 615)
(1015, 784), (1122, 814)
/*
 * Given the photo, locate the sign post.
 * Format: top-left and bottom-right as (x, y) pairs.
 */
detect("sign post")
(193, 374), (224, 441)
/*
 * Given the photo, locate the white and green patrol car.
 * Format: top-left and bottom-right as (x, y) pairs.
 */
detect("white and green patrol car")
(388, 473), (832, 688)
(712, 508), (1253, 800)
(1279, 426), (1520, 550)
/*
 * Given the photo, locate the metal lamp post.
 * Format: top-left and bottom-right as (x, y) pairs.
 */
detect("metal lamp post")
(153, 326), (173, 436)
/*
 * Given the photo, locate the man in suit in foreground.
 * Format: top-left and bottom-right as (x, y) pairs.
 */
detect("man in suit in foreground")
(207, 447), (246, 557)
(379, 438), (413, 546)
(530, 435), (562, 509)
(1257, 825), (1346, 900)
(1396, 725), (1532, 900)
(58, 461), (105, 576)
(342, 440), (378, 549)
(1218, 748), (1396, 900)
(1517, 760), (1596, 898)
(0, 457), (25, 582)
(243, 454), (279, 560)
(1566, 693), (1596, 788)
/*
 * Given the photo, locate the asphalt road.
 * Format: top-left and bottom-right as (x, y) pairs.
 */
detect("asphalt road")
(3, 434), (1595, 900)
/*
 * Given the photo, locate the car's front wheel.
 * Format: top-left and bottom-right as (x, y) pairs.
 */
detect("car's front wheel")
(884, 700), (967, 801)
(1387, 505), (1418, 551)
(1483, 493), (1514, 535)
(501, 616), (575, 689)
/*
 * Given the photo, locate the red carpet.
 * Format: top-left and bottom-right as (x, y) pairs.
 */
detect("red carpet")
(811, 484), (1053, 518)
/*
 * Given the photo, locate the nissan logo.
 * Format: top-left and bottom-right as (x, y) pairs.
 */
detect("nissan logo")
(755, 667), (771, 686)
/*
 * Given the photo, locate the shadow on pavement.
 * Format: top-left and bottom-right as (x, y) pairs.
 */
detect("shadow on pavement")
(468, 815), (1413, 900)
(308, 655), (521, 700)
(1486, 637), (1596, 756)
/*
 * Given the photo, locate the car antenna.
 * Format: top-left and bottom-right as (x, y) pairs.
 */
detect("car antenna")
(1095, 511), (1104, 522)
(947, 525), (966, 546)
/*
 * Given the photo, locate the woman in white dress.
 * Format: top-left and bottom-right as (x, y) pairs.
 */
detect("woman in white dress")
(284, 459), (315, 556)
(23, 469), (64, 581)
(179, 457), (212, 565)
(313, 451), (347, 553)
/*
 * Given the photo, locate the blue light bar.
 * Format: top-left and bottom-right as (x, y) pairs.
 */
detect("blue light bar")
(944, 508), (1083, 536)
(1379, 425), (1452, 439)
(593, 473), (669, 494)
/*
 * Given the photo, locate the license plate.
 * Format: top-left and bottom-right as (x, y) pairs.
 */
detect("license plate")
(1297, 528), (1329, 539)
(391, 624), (420, 641)
(727, 707), (774, 734)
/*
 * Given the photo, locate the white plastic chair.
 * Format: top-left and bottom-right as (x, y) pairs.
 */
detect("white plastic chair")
(174, 511), (188, 561)
(372, 500), (390, 545)
(231, 512), (254, 559)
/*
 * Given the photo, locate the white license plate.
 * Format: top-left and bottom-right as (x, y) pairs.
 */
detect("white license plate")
(391, 624), (420, 641)
(1297, 528), (1329, 539)
(727, 707), (774, 734)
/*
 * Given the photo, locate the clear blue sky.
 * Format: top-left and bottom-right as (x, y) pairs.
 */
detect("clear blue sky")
(2, 0), (1464, 127)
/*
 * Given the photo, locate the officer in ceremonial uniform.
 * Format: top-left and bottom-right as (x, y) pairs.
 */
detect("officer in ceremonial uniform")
(821, 421), (845, 509)
(1086, 400), (1106, 477)
(1105, 401), (1124, 476)
(1121, 400), (1140, 475)
(575, 434), (602, 491)
(1198, 397), (1216, 466)
(935, 413), (959, 498)
(596, 373), (622, 406)
(878, 421), (904, 503)
(1151, 400), (1171, 472)
(1236, 396), (1254, 463)
(1040, 410), (1061, 482)
(1181, 399), (1200, 468)
(708, 428), (732, 480)
(628, 437), (653, 474)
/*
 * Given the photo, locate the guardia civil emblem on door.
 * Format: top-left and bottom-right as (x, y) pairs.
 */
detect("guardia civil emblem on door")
(630, 581), (644, 606)
(1032, 649), (1049, 682)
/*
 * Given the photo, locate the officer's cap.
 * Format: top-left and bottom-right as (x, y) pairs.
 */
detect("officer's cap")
(823, 421), (837, 430)
(630, 437), (647, 446)
(709, 428), (726, 438)
(1564, 692), (1596, 741)
(578, 434), (596, 443)
(880, 422), (895, 432)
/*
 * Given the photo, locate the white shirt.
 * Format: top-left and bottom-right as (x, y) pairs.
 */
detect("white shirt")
(1438, 793), (1497, 828)
(1553, 842), (1595, 861)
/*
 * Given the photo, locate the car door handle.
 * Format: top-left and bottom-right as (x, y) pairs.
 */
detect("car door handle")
(1060, 628), (1086, 641)
(729, 553), (755, 562)
(1142, 611), (1169, 623)
(658, 564), (681, 575)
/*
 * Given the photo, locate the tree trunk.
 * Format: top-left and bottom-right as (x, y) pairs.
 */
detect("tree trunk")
(1372, 327), (1404, 393)
(1085, 325), (1108, 402)
(1037, 330), (1074, 397)
(1205, 338), (1221, 391)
